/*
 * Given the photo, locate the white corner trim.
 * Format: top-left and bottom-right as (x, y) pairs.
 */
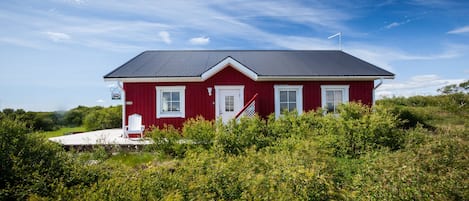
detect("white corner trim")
(156, 86), (186, 119)
(274, 85), (303, 118)
(201, 57), (258, 81)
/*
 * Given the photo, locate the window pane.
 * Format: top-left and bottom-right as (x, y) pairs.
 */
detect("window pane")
(280, 91), (287, 102)
(326, 91), (334, 102)
(288, 91), (296, 102)
(172, 92), (180, 101)
(162, 92), (171, 102)
(162, 102), (169, 112)
(280, 103), (288, 112)
(225, 96), (234, 112)
(334, 91), (343, 104)
(171, 102), (180, 111)
(324, 89), (344, 113)
(326, 102), (334, 113)
(288, 103), (296, 111)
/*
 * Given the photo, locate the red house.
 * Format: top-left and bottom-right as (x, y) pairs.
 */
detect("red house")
(104, 50), (394, 130)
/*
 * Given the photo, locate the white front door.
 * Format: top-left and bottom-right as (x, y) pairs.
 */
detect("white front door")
(215, 86), (244, 123)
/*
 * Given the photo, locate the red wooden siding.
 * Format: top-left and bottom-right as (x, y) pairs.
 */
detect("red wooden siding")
(124, 66), (374, 128)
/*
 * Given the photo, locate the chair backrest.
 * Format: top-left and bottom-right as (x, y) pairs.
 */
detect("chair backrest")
(128, 114), (142, 131)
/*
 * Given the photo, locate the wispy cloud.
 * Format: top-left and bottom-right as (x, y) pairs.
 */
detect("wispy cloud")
(385, 22), (401, 29)
(383, 17), (418, 30)
(447, 25), (469, 34)
(346, 43), (467, 73)
(376, 74), (464, 98)
(158, 31), (171, 44)
(44, 31), (71, 42)
(189, 36), (210, 45)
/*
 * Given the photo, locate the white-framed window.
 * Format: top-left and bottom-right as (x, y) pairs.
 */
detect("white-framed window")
(156, 86), (185, 118)
(274, 85), (303, 117)
(321, 85), (349, 114)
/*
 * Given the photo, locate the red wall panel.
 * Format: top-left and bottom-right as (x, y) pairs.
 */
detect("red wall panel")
(124, 66), (374, 128)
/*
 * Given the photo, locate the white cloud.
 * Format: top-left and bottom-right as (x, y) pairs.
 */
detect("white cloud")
(384, 18), (414, 30)
(189, 36), (210, 45)
(385, 22), (400, 29)
(447, 26), (469, 34)
(96, 99), (105, 103)
(345, 43), (468, 73)
(44, 31), (71, 42)
(376, 75), (464, 98)
(158, 31), (171, 44)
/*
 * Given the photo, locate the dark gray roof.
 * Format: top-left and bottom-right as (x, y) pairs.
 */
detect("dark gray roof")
(104, 50), (394, 79)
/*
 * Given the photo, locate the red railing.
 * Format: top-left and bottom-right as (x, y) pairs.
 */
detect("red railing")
(235, 93), (258, 118)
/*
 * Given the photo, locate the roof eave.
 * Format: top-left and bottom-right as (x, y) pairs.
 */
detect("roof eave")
(103, 77), (203, 83)
(256, 75), (395, 81)
(104, 75), (394, 83)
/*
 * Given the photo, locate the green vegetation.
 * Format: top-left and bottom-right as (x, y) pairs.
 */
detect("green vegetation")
(1, 81), (468, 200)
(0, 105), (121, 137)
(38, 126), (86, 138)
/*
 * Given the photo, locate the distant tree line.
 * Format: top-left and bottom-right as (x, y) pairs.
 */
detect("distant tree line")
(0, 105), (122, 132)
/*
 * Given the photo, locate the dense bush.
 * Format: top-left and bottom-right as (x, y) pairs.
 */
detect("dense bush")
(0, 108), (60, 131)
(83, 106), (122, 131)
(182, 116), (215, 149)
(351, 127), (469, 200)
(146, 124), (186, 157)
(0, 118), (78, 199)
(214, 115), (271, 155)
(63, 105), (101, 126)
(2, 95), (468, 200)
(313, 103), (404, 158)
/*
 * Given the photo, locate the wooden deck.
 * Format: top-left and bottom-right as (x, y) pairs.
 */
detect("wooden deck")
(49, 129), (153, 150)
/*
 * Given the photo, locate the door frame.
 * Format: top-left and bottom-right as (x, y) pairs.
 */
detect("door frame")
(214, 85), (244, 121)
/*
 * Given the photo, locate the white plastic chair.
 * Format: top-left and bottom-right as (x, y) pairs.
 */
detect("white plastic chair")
(125, 114), (145, 138)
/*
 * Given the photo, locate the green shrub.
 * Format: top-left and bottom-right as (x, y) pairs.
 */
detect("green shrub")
(83, 106), (121, 131)
(214, 115), (269, 155)
(0, 118), (70, 199)
(352, 127), (469, 200)
(317, 103), (404, 158)
(182, 116), (215, 149)
(146, 125), (186, 157)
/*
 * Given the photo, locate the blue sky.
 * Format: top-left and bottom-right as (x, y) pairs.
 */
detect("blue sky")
(0, 0), (468, 111)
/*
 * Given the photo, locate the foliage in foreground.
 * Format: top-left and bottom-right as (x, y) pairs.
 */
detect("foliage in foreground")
(1, 96), (468, 200)
(0, 105), (122, 134)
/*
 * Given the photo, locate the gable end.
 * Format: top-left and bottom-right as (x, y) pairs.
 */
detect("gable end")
(201, 56), (259, 81)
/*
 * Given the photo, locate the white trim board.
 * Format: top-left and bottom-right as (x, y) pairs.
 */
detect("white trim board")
(104, 75), (394, 83)
(201, 57), (258, 81)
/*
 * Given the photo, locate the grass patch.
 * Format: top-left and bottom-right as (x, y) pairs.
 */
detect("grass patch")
(105, 152), (159, 167)
(38, 126), (86, 138)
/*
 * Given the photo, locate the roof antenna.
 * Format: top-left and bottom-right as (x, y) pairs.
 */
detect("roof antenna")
(327, 32), (342, 50)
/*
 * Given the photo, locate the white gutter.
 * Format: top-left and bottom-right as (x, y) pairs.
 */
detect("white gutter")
(373, 78), (383, 106)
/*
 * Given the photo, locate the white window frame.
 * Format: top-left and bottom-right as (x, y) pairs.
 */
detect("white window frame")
(321, 85), (349, 114)
(156, 86), (186, 118)
(274, 85), (303, 118)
